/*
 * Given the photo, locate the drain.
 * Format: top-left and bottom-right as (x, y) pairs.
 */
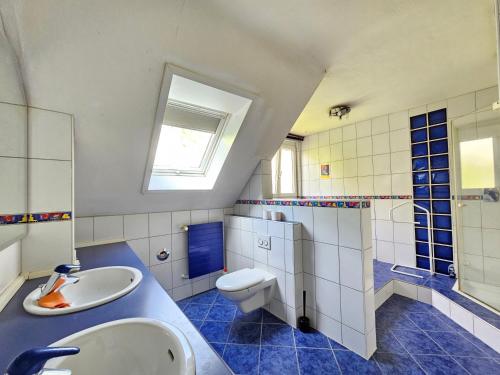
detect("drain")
(168, 349), (175, 362)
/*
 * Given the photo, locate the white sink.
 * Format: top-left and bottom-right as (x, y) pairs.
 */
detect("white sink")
(46, 318), (195, 375)
(23, 266), (142, 315)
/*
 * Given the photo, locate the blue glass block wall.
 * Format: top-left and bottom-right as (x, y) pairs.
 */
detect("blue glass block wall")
(410, 108), (453, 275)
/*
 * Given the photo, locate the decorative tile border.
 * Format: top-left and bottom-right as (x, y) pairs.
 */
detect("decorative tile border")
(302, 195), (413, 200)
(0, 211), (72, 225)
(235, 199), (370, 208)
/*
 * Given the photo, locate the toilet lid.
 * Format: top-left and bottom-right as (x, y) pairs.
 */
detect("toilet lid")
(216, 268), (266, 292)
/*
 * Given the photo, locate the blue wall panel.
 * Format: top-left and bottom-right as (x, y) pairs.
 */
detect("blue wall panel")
(187, 222), (224, 279)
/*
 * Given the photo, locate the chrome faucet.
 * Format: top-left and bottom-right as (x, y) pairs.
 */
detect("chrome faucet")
(39, 265), (81, 298)
(5, 347), (79, 375)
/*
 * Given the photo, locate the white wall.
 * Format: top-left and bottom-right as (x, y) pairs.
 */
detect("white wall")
(0, 241), (21, 295)
(76, 207), (232, 301)
(238, 160), (273, 201)
(299, 86), (498, 268)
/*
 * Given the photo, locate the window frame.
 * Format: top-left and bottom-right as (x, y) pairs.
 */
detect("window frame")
(152, 99), (229, 177)
(272, 139), (300, 198)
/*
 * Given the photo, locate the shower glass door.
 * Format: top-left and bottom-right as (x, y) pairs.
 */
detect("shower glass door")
(451, 108), (500, 312)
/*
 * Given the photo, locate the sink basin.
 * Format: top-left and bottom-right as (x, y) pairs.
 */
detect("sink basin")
(23, 266), (142, 315)
(46, 318), (195, 375)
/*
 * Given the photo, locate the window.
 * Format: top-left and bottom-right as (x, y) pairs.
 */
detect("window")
(459, 137), (495, 189)
(144, 64), (253, 191)
(272, 139), (299, 197)
(152, 101), (227, 176)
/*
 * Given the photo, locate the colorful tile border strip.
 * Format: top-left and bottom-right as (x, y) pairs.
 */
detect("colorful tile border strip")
(235, 199), (370, 208)
(0, 211), (72, 225)
(302, 195), (413, 200)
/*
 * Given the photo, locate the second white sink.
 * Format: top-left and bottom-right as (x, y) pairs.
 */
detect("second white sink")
(23, 266), (142, 315)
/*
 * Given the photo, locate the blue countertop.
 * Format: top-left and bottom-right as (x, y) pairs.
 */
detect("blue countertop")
(0, 242), (231, 374)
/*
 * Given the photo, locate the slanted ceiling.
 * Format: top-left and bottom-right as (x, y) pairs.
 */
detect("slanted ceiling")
(8, 0), (323, 216)
(7, 0), (497, 216)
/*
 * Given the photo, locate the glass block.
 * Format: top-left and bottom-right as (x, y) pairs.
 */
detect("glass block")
(434, 244), (453, 260)
(414, 200), (431, 213)
(428, 108), (447, 125)
(433, 229), (452, 245)
(433, 214), (452, 229)
(412, 143), (428, 157)
(415, 228), (429, 241)
(412, 157), (428, 171)
(429, 124), (447, 139)
(432, 200), (451, 214)
(430, 140), (448, 154)
(411, 129), (427, 143)
(414, 213), (428, 227)
(417, 256), (430, 270)
(414, 186), (430, 198)
(432, 185), (450, 199)
(410, 114), (427, 129)
(431, 170), (449, 184)
(434, 259), (453, 275)
(430, 155), (449, 169)
(413, 171), (429, 185)
(416, 242), (430, 256)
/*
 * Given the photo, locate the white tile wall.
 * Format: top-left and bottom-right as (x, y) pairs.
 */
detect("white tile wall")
(76, 207), (232, 300)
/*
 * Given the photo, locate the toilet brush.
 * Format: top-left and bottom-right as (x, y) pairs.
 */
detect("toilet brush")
(297, 290), (310, 332)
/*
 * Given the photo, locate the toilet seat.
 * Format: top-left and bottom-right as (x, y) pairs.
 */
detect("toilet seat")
(216, 268), (267, 292)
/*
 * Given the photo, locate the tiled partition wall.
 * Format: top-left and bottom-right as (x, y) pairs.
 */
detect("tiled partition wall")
(410, 108), (453, 274)
(232, 203), (376, 359)
(75, 208), (232, 301)
(299, 85), (498, 271)
(22, 107), (74, 275)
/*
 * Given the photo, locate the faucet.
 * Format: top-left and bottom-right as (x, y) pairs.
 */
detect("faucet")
(5, 347), (79, 375)
(39, 265), (81, 298)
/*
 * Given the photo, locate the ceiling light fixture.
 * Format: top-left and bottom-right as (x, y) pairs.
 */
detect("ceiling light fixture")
(329, 105), (351, 119)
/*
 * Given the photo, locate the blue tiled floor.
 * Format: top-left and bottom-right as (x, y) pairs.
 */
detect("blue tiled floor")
(179, 289), (500, 374)
(374, 260), (500, 329)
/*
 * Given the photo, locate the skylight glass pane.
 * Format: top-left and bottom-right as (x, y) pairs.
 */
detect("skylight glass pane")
(153, 125), (213, 170)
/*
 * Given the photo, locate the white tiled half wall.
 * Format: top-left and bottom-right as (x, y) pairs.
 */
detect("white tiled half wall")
(231, 205), (376, 359)
(75, 208), (233, 301)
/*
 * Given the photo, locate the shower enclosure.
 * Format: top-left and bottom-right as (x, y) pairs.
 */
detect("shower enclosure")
(451, 108), (500, 312)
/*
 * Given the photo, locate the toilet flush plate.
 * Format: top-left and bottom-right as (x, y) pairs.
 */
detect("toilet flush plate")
(257, 235), (271, 250)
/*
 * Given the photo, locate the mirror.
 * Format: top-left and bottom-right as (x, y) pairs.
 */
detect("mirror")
(0, 13), (28, 251)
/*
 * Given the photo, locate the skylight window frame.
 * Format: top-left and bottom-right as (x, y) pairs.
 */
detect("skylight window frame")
(152, 99), (230, 177)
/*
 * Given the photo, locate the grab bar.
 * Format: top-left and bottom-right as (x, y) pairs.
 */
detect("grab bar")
(389, 201), (435, 277)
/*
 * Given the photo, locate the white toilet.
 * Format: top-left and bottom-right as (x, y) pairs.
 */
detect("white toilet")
(216, 268), (276, 313)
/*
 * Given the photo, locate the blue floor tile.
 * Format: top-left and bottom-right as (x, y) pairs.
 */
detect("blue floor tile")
(406, 312), (454, 331)
(176, 300), (189, 310)
(453, 356), (500, 374)
(374, 352), (425, 374)
(186, 289), (218, 304)
(210, 342), (225, 357)
(206, 304), (237, 321)
(334, 350), (381, 374)
(223, 344), (260, 375)
(413, 355), (468, 375)
(200, 320), (232, 343)
(214, 293), (236, 306)
(376, 330), (406, 354)
(190, 319), (204, 328)
(297, 348), (340, 375)
(183, 303), (210, 320)
(458, 330), (500, 360)
(263, 309), (286, 324)
(376, 311), (419, 331)
(294, 328), (330, 348)
(426, 331), (487, 357)
(261, 324), (293, 346)
(329, 338), (348, 350)
(234, 308), (262, 323)
(392, 329), (445, 355)
(228, 322), (262, 345)
(259, 346), (298, 375)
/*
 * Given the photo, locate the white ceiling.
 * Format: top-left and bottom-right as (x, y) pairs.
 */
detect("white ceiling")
(212, 0), (498, 135)
(6, 0), (497, 215)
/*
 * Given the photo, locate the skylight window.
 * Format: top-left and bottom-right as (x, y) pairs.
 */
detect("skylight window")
(144, 64), (254, 191)
(153, 101), (227, 175)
